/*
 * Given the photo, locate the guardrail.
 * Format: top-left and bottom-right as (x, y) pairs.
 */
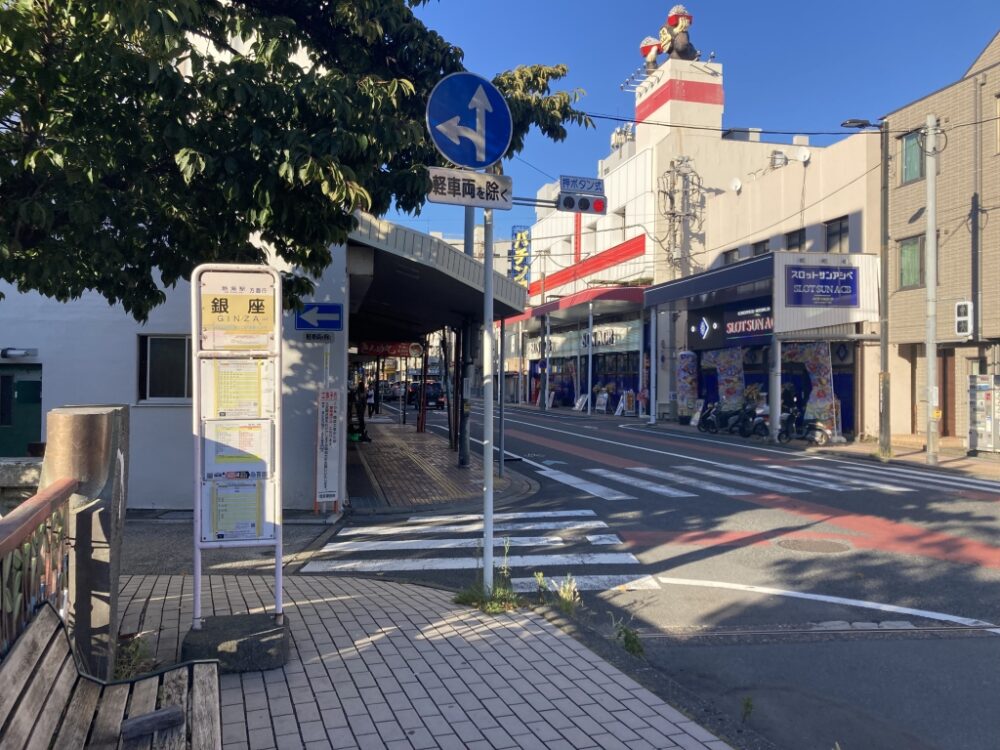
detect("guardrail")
(0, 477), (77, 658)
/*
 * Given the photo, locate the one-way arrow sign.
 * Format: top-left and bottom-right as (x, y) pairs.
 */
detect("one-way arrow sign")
(295, 303), (343, 331)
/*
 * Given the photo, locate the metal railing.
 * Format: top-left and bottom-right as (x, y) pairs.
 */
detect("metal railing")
(0, 477), (76, 657)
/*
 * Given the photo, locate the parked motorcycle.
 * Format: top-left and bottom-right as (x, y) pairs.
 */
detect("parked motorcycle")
(778, 407), (832, 445)
(697, 402), (718, 433)
(733, 401), (759, 436)
(747, 403), (770, 438)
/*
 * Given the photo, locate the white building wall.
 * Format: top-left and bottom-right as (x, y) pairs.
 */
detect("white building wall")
(1, 261), (348, 510)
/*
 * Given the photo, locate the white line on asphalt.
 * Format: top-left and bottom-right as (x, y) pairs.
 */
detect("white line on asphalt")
(586, 534), (623, 545)
(656, 576), (1000, 633)
(301, 552), (640, 573)
(586, 468), (697, 498)
(537, 469), (637, 501)
(629, 467), (751, 496)
(825, 462), (983, 491)
(338, 520), (609, 536)
(511, 574), (660, 592)
(615, 422), (1000, 490)
(671, 465), (808, 494)
(677, 463), (849, 492)
(829, 461), (1000, 493)
(321, 536), (565, 553)
(764, 464), (915, 493)
(405, 510), (596, 524)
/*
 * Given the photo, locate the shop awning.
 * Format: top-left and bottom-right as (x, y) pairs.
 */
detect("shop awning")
(504, 287), (645, 331)
(644, 255), (773, 310)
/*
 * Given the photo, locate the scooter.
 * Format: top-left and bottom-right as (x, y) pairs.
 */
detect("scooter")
(777, 407), (832, 445)
(697, 402), (717, 433)
(732, 402), (758, 436)
(746, 403), (770, 438)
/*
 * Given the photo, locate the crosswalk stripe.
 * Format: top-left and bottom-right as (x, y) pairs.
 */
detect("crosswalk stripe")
(586, 468), (697, 498)
(511, 574), (659, 593)
(629, 467), (750, 496)
(406, 510), (596, 524)
(338, 520), (609, 536)
(677, 463), (847, 492)
(300, 552), (639, 574)
(586, 534), (622, 545)
(320, 536), (564, 553)
(765, 464), (915, 493)
(828, 462), (1000, 493)
(537, 469), (637, 501)
(672, 465), (808, 494)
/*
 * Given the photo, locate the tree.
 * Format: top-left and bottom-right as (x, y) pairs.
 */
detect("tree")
(0, 0), (590, 320)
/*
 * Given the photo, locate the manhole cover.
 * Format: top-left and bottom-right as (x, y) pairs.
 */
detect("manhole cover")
(776, 539), (851, 554)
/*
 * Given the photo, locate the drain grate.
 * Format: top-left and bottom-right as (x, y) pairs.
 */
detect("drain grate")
(776, 539), (851, 554)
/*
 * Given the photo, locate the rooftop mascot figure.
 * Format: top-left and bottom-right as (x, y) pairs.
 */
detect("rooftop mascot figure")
(641, 4), (700, 73)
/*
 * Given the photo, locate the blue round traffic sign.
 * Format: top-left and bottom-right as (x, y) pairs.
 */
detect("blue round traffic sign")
(426, 72), (512, 169)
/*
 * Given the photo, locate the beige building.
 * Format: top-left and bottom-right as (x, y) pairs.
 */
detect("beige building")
(884, 32), (1000, 445)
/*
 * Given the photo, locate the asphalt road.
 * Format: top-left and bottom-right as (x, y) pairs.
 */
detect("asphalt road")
(340, 401), (1000, 750)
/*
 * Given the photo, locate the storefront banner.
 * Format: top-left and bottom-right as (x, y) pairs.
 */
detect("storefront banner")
(358, 341), (423, 358)
(676, 351), (698, 414)
(687, 298), (771, 350)
(527, 321), (641, 360)
(724, 305), (774, 341)
(783, 341), (835, 423)
(785, 265), (859, 307)
(701, 347), (745, 411)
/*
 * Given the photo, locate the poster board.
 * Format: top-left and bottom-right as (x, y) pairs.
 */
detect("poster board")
(316, 389), (340, 504)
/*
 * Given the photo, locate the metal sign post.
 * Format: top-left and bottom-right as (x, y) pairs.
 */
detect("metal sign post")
(426, 72), (512, 596)
(191, 264), (283, 630)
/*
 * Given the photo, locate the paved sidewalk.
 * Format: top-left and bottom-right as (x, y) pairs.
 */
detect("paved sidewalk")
(348, 417), (535, 513)
(118, 574), (734, 750)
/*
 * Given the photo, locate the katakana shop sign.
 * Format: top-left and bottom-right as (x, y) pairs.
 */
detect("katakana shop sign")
(785, 264), (859, 308)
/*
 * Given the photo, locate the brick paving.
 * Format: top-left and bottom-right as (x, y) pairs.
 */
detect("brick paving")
(118, 574), (733, 750)
(351, 419), (527, 510)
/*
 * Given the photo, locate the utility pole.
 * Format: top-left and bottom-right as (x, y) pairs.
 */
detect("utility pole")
(925, 114), (939, 466)
(878, 121), (892, 461)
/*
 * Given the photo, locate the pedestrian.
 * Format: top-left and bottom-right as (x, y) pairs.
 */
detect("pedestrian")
(366, 384), (376, 418)
(354, 382), (368, 440)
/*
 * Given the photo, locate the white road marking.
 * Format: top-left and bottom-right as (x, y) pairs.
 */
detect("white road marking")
(302, 552), (639, 573)
(512, 574), (660, 593)
(406, 510), (596, 524)
(830, 462), (1000, 493)
(630, 467), (750, 496)
(765, 464), (914, 493)
(321, 536), (564, 553)
(586, 534), (623, 545)
(677, 463), (848, 492)
(339, 520), (609, 536)
(672, 465), (807, 494)
(586, 468), (696, 498)
(538, 469), (637, 501)
(656, 576), (1000, 634)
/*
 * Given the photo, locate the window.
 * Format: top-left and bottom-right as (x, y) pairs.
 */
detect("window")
(751, 240), (770, 256)
(898, 235), (924, 289)
(825, 216), (849, 253)
(785, 228), (805, 253)
(901, 131), (925, 184)
(722, 248), (740, 265)
(138, 335), (192, 400)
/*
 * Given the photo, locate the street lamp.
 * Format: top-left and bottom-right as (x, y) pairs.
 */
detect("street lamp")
(842, 118), (891, 461)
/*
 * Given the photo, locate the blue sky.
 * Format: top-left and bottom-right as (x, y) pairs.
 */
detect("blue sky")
(389, 1), (998, 242)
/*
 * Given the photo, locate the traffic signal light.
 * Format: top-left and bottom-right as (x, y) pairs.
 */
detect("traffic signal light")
(556, 192), (607, 215)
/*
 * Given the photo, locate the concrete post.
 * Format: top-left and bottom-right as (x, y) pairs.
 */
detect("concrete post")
(38, 405), (129, 680)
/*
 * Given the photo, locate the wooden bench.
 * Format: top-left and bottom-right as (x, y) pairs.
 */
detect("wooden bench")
(0, 604), (222, 749)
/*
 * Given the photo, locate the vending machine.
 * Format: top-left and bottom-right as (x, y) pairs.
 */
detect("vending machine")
(968, 375), (1000, 454)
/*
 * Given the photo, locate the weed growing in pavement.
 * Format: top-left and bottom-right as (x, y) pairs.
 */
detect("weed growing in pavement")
(454, 537), (521, 613)
(533, 571), (548, 604)
(610, 614), (644, 657)
(114, 633), (153, 680)
(555, 573), (580, 617)
(741, 696), (754, 723)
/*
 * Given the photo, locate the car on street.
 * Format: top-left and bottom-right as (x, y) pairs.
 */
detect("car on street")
(407, 381), (445, 410)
